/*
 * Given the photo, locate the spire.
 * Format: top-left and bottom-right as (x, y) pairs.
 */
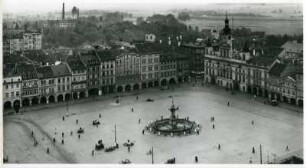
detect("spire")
(223, 12), (231, 35)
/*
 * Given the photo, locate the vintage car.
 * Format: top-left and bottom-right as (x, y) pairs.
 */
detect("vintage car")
(165, 157), (176, 164)
(120, 159), (131, 164)
(93, 120), (101, 126)
(271, 100), (279, 106)
(146, 98), (154, 102)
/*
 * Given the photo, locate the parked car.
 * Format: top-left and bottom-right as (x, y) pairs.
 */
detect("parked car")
(146, 98), (154, 102)
(271, 100), (279, 106)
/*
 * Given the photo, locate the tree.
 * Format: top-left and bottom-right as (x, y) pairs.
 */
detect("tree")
(178, 12), (191, 21)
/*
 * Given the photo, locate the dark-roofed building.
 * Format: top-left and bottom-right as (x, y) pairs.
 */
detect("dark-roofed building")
(67, 56), (88, 99)
(51, 63), (72, 102)
(176, 52), (190, 83)
(278, 41), (303, 64)
(17, 64), (39, 107)
(23, 30), (42, 51)
(267, 61), (287, 101)
(3, 64), (22, 109)
(36, 66), (56, 104)
(159, 52), (177, 87)
(180, 42), (205, 80)
(204, 15), (280, 97)
(115, 52), (141, 92)
(280, 65), (303, 106)
(95, 50), (116, 94)
(3, 33), (23, 54)
(135, 43), (161, 89)
(79, 51), (101, 96)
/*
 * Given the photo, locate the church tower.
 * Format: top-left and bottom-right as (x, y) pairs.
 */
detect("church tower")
(220, 12), (233, 58)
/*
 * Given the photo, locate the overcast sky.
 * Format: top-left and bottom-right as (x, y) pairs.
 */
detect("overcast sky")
(2, 0), (303, 14)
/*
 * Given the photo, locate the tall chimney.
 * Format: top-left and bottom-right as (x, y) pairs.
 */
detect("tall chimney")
(62, 3), (65, 20)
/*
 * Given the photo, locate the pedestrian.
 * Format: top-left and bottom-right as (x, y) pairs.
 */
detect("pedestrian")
(53, 138), (56, 144)
(138, 118), (141, 124)
(47, 148), (50, 154)
(78, 134), (81, 139)
(142, 129), (145, 135)
(286, 146), (289, 151)
(76, 119), (78, 124)
(92, 150), (94, 156)
(62, 132), (64, 138)
(197, 130), (199, 135)
(252, 147), (255, 153)
(71, 131), (73, 136)
(62, 139), (64, 144)
(213, 124), (215, 129)
(128, 146), (130, 153)
(249, 158), (252, 164)
(116, 143), (119, 148)
(227, 102), (230, 106)
(31, 131), (34, 137)
(131, 108), (134, 112)
(62, 116), (65, 121)
(218, 144), (221, 150)
(252, 120), (254, 125)
(195, 156), (198, 163)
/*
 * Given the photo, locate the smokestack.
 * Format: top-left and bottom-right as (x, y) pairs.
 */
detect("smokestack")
(62, 3), (65, 20)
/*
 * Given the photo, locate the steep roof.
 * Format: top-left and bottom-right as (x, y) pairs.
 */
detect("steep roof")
(67, 56), (86, 71)
(51, 64), (71, 77)
(246, 57), (275, 67)
(135, 42), (162, 54)
(281, 65), (303, 78)
(17, 64), (38, 80)
(95, 50), (117, 61)
(268, 63), (287, 76)
(3, 64), (19, 77)
(36, 66), (54, 79)
(79, 51), (100, 65)
(281, 41), (303, 52)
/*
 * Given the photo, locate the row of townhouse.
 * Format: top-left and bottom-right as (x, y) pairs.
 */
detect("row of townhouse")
(3, 63), (72, 108)
(203, 14), (303, 106)
(3, 44), (178, 109)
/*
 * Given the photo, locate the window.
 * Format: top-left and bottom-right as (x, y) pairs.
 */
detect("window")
(5, 85), (8, 89)
(148, 58), (153, 63)
(58, 78), (61, 83)
(5, 93), (9, 98)
(11, 92), (14, 97)
(67, 85), (70, 90)
(62, 86), (65, 91)
(16, 91), (20, 96)
(58, 86), (61, 92)
(63, 78), (65, 82)
(67, 77), (69, 82)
